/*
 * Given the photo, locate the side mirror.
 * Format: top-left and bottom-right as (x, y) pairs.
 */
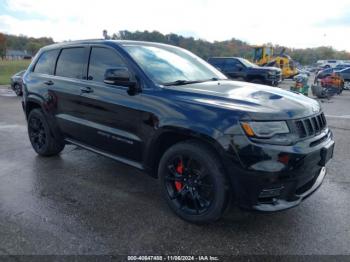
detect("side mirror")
(104, 67), (140, 95)
(104, 67), (134, 87)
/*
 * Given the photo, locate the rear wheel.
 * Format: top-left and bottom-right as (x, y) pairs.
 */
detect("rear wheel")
(158, 141), (229, 223)
(28, 109), (65, 156)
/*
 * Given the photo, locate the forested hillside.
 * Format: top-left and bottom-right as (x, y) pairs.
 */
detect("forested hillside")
(1, 30), (349, 65)
(112, 30), (350, 65)
(0, 33), (54, 57)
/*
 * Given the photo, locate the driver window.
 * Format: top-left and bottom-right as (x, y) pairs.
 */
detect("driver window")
(88, 47), (126, 82)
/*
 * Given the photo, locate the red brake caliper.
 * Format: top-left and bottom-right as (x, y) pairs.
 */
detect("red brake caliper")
(175, 160), (184, 191)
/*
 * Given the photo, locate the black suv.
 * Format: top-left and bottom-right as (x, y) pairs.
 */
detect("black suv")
(22, 40), (334, 223)
(208, 57), (282, 86)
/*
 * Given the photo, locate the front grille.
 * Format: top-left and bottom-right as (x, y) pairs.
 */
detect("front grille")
(294, 113), (327, 138)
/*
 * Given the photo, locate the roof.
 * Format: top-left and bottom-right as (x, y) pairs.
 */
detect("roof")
(41, 39), (178, 51)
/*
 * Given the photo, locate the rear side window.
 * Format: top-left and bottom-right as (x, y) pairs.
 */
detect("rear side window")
(209, 59), (225, 68)
(88, 47), (126, 82)
(225, 59), (238, 70)
(56, 48), (85, 79)
(34, 50), (59, 75)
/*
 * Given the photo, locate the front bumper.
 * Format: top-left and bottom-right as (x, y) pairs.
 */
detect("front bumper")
(267, 74), (282, 86)
(253, 166), (326, 212)
(226, 129), (334, 212)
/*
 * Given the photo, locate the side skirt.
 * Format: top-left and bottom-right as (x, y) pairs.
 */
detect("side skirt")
(65, 138), (144, 170)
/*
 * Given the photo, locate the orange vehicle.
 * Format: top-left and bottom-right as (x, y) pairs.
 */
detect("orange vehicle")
(321, 73), (344, 91)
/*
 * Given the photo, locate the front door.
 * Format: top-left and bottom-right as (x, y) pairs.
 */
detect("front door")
(76, 46), (144, 164)
(224, 59), (246, 79)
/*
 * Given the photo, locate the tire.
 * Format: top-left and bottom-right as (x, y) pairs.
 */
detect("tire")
(27, 109), (65, 156)
(13, 84), (22, 96)
(158, 140), (229, 223)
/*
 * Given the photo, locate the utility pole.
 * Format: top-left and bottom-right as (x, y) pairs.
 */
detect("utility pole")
(103, 30), (110, 40)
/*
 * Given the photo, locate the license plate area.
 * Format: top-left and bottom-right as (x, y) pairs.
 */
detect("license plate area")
(320, 142), (334, 166)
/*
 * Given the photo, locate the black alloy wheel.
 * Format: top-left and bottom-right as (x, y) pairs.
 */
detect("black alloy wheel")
(27, 109), (65, 156)
(165, 155), (214, 215)
(159, 141), (229, 223)
(28, 115), (47, 152)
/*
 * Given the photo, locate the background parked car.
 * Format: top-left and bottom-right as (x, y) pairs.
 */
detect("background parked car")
(10, 70), (26, 96)
(207, 57), (282, 86)
(334, 63), (350, 71)
(314, 68), (334, 83)
(335, 67), (350, 90)
(321, 75), (344, 92)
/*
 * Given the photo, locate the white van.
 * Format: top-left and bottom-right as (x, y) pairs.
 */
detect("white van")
(316, 60), (344, 68)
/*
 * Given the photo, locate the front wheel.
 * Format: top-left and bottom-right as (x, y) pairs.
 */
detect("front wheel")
(158, 141), (229, 223)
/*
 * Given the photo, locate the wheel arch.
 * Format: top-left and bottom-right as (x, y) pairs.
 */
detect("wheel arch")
(144, 126), (230, 178)
(25, 94), (64, 142)
(25, 95), (45, 118)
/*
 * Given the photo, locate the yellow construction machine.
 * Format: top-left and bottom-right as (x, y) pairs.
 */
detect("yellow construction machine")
(253, 45), (298, 79)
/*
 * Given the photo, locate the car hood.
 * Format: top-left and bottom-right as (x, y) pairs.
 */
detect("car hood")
(165, 80), (321, 120)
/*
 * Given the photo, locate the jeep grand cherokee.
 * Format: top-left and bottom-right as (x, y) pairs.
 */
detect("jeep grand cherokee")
(22, 40), (334, 223)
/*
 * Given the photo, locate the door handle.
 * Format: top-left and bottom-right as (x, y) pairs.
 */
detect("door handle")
(80, 87), (93, 93)
(44, 80), (54, 86)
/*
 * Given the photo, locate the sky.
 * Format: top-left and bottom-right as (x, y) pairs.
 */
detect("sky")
(0, 0), (350, 51)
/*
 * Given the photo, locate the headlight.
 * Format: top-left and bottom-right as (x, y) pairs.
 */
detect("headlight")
(241, 121), (290, 138)
(267, 71), (276, 76)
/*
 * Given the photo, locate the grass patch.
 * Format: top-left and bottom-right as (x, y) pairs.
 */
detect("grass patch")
(0, 60), (31, 85)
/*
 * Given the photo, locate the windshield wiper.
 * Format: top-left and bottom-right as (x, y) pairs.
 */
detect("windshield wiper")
(163, 80), (204, 86)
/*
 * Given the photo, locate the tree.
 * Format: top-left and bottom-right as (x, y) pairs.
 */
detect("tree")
(1, 33), (54, 56)
(25, 42), (42, 55)
(0, 33), (6, 59)
(113, 30), (350, 65)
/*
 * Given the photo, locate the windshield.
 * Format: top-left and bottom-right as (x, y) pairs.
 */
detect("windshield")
(238, 58), (259, 68)
(123, 44), (227, 85)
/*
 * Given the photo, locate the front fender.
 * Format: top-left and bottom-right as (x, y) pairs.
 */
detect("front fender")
(144, 120), (242, 177)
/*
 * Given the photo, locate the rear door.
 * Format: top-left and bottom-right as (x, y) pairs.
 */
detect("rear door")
(49, 46), (90, 140)
(75, 46), (144, 163)
(26, 49), (60, 99)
